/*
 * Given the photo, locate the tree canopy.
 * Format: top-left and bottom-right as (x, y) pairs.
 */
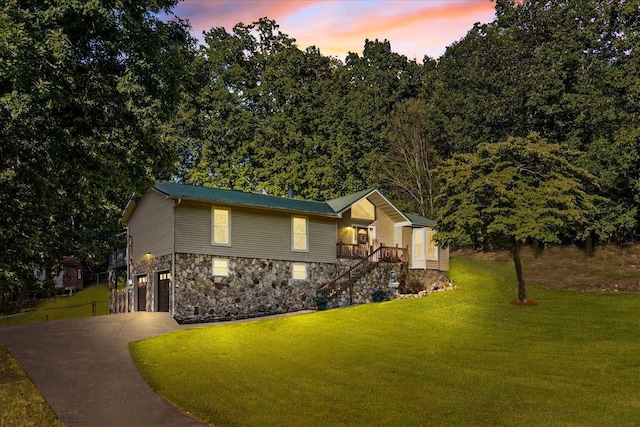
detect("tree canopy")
(173, 19), (425, 200)
(433, 0), (640, 243)
(3, 0), (640, 307)
(435, 133), (596, 301)
(1, 0), (194, 300)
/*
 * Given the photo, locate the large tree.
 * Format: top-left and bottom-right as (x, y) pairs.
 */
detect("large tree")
(175, 19), (339, 199)
(175, 24), (428, 200)
(0, 0), (193, 302)
(433, 0), (640, 242)
(376, 98), (440, 217)
(435, 133), (596, 302)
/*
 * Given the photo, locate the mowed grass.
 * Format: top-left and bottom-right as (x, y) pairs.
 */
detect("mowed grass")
(0, 285), (109, 326)
(131, 256), (640, 426)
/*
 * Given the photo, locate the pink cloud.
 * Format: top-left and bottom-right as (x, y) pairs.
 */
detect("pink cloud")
(174, 0), (496, 60)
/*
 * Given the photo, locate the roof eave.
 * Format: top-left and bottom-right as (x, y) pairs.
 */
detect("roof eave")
(162, 194), (340, 218)
(120, 193), (138, 225)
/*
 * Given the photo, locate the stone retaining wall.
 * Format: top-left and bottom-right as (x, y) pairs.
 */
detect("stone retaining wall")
(173, 253), (342, 323)
(328, 262), (407, 308)
(129, 253), (453, 323)
(402, 269), (453, 293)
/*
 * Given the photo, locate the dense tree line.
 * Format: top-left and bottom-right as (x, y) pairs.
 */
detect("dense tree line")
(1, 0), (193, 307)
(2, 0), (638, 306)
(173, 18), (426, 201)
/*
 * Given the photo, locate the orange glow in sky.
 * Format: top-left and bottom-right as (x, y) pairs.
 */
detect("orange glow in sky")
(174, 0), (497, 61)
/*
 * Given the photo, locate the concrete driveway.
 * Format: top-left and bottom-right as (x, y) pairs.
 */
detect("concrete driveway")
(0, 312), (206, 427)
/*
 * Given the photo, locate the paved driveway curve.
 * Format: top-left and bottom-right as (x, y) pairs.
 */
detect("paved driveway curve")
(0, 312), (206, 427)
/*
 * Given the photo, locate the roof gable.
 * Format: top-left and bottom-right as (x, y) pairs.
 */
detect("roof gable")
(325, 188), (376, 213)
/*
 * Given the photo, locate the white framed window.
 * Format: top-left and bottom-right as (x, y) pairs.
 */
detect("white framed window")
(211, 207), (231, 246)
(212, 258), (229, 277)
(426, 230), (439, 261)
(291, 216), (308, 251)
(412, 228), (425, 261)
(77, 269), (82, 280)
(292, 263), (307, 281)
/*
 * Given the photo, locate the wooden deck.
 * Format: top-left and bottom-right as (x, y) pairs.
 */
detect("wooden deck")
(336, 242), (408, 263)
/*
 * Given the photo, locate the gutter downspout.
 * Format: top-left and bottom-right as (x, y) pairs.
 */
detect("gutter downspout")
(171, 198), (182, 317)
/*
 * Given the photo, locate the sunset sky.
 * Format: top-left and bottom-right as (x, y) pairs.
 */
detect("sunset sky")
(173, 0), (497, 61)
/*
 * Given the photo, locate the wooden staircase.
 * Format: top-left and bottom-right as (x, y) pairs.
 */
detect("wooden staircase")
(318, 246), (385, 305)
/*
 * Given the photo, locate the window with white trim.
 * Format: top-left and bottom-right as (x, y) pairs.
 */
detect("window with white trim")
(426, 230), (439, 261)
(412, 228), (425, 260)
(212, 258), (229, 277)
(211, 207), (230, 246)
(291, 216), (308, 251)
(292, 263), (307, 281)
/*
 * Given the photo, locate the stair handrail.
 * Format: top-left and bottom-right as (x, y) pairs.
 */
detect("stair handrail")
(318, 245), (384, 296)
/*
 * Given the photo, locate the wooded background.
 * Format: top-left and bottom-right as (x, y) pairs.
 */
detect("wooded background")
(2, 0), (638, 303)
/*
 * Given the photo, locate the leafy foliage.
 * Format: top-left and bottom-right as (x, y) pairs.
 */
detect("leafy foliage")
(433, 0), (640, 241)
(435, 133), (596, 300)
(0, 0), (194, 299)
(174, 21), (424, 199)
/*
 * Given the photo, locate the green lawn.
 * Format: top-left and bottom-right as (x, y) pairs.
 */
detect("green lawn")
(0, 285), (109, 326)
(130, 256), (640, 426)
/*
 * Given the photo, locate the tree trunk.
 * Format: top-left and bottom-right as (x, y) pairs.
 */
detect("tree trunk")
(532, 238), (543, 259)
(585, 231), (594, 258)
(512, 238), (527, 302)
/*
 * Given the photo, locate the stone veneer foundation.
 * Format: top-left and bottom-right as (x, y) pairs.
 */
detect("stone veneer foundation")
(173, 253), (344, 323)
(128, 253), (452, 323)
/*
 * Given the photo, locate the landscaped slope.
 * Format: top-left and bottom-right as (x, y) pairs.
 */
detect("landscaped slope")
(131, 255), (640, 426)
(459, 243), (640, 291)
(0, 285), (109, 326)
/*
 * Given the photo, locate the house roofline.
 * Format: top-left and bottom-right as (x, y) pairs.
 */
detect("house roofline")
(161, 194), (342, 218)
(120, 192), (138, 225)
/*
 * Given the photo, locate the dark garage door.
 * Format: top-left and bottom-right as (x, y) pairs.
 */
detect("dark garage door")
(137, 275), (147, 311)
(158, 272), (170, 312)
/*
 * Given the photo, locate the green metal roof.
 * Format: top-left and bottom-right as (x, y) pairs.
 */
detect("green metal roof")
(403, 211), (437, 227)
(152, 182), (437, 226)
(325, 188), (376, 213)
(154, 182), (337, 215)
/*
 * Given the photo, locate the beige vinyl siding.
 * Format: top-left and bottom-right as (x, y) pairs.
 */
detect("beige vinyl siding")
(372, 209), (395, 249)
(336, 210), (352, 243)
(402, 227), (412, 251)
(127, 190), (174, 263)
(436, 246), (450, 271)
(175, 202), (337, 263)
(394, 226), (403, 247)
